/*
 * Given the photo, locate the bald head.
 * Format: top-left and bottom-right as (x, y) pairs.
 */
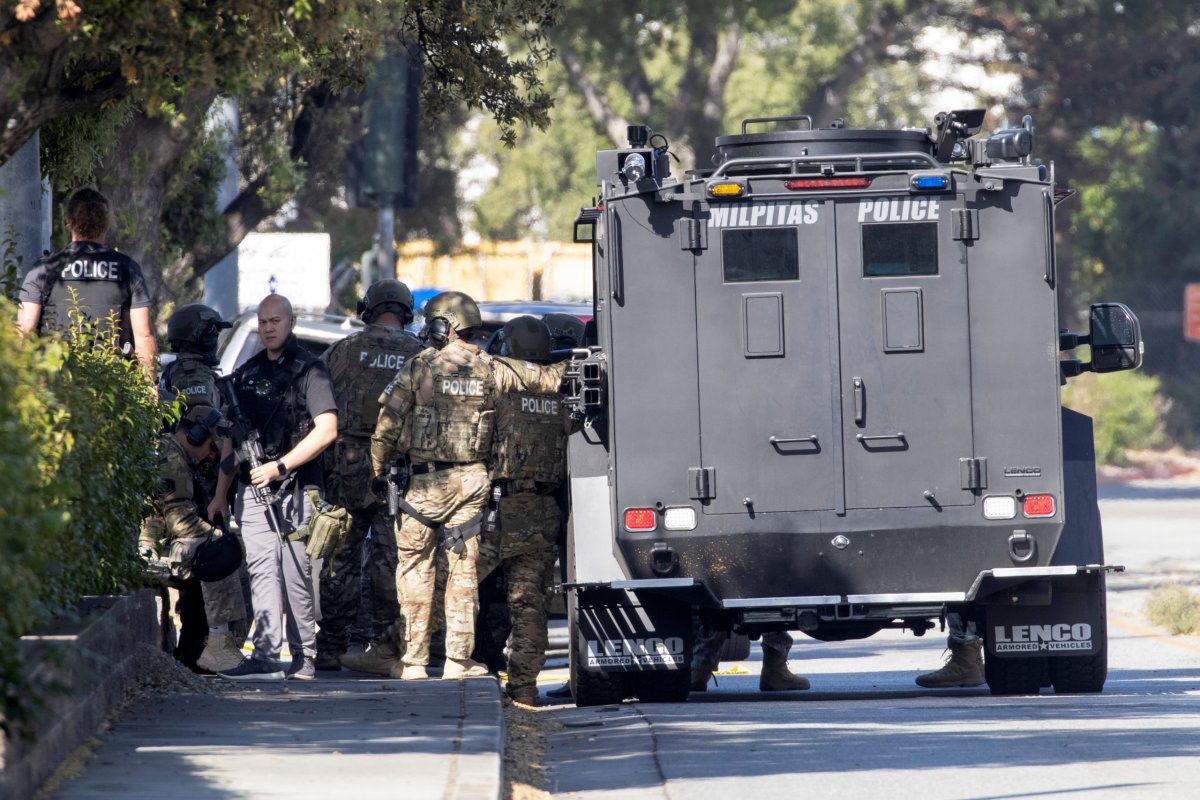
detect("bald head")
(257, 294), (296, 358)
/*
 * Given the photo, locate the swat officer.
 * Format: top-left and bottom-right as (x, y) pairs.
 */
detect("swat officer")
(159, 304), (232, 408)
(315, 279), (423, 672)
(691, 627), (811, 692)
(476, 316), (577, 705)
(542, 312), (587, 355)
(17, 188), (157, 372)
(148, 404), (248, 674)
(209, 294), (338, 681)
(371, 292), (566, 681)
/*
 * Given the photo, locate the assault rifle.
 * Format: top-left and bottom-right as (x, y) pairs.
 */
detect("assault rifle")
(217, 375), (290, 536)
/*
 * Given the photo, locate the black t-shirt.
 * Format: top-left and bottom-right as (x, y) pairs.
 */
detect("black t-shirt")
(232, 336), (337, 489)
(19, 241), (151, 349)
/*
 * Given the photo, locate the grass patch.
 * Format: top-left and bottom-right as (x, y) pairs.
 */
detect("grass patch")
(1144, 583), (1200, 634)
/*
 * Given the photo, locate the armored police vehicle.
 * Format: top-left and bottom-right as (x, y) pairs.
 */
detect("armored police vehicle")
(564, 110), (1143, 704)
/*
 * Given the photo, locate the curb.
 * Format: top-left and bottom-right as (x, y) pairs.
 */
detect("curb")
(454, 679), (506, 800)
(0, 590), (161, 800)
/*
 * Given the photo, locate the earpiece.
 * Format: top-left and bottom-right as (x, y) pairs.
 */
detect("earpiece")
(185, 407), (224, 447)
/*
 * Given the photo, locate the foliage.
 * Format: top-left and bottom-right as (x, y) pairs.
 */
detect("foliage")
(2, 223), (24, 301)
(1061, 368), (1166, 465)
(0, 297), (164, 734)
(1144, 583), (1200, 636)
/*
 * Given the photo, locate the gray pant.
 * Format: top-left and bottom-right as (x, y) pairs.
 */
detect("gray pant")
(236, 484), (317, 661)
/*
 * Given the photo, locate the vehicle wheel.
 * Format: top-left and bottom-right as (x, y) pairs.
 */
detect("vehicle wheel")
(634, 669), (691, 703)
(568, 591), (627, 707)
(1050, 651), (1107, 694)
(985, 655), (1045, 696)
(717, 632), (751, 662)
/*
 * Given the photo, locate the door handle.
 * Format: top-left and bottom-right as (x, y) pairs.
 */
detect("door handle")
(856, 432), (906, 443)
(770, 435), (819, 446)
(853, 377), (865, 425)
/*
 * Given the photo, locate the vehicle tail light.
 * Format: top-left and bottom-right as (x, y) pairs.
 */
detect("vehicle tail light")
(624, 508), (657, 531)
(663, 507), (697, 530)
(1022, 494), (1056, 517)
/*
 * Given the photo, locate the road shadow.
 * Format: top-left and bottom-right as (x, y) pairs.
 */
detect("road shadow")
(1098, 482), (1200, 501)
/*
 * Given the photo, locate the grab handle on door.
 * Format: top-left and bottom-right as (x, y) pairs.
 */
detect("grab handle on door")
(856, 432), (906, 443)
(770, 435), (819, 446)
(853, 377), (865, 426)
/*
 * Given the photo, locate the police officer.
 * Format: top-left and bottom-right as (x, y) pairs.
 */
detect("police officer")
(17, 188), (157, 372)
(209, 294), (338, 681)
(476, 316), (577, 705)
(159, 304), (232, 408)
(542, 312), (587, 355)
(371, 292), (565, 681)
(691, 628), (811, 692)
(315, 280), (423, 672)
(149, 404), (247, 674)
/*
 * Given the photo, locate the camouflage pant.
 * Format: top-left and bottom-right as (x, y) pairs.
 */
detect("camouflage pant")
(201, 571), (246, 629)
(477, 493), (558, 694)
(395, 462), (489, 666)
(693, 628), (793, 675)
(316, 502), (399, 656)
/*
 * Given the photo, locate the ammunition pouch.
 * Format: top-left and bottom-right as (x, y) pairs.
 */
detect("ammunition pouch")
(295, 489), (352, 562)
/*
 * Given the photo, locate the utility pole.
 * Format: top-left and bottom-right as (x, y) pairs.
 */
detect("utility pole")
(0, 132), (52, 284)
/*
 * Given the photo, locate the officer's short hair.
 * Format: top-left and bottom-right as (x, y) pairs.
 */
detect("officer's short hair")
(65, 188), (111, 241)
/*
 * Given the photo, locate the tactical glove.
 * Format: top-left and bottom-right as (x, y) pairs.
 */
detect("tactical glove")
(370, 474), (390, 501)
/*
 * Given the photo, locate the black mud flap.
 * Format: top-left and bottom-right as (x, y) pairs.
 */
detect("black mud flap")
(985, 571), (1107, 660)
(575, 586), (693, 673)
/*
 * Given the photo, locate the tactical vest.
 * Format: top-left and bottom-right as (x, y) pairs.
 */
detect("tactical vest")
(333, 325), (423, 439)
(491, 375), (569, 487)
(35, 241), (138, 346)
(407, 344), (496, 464)
(159, 355), (221, 409)
(233, 341), (319, 459)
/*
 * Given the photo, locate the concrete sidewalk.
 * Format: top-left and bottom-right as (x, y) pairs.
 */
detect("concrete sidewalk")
(51, 673), (503, 799)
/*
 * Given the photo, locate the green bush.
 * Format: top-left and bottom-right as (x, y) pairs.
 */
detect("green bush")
(1144, 583), (1200, 635)
(0, 299), (163, 735)
(1061, 368), (1165, 464)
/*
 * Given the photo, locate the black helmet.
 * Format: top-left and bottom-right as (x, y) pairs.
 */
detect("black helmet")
(499, 315), (552, 362)
(179, 404), (231, 453)
(357, 279), (415, 324)
(542, 312), (586, 350)
(191, 530), (244, 582)
(166, 304), (231, 358)
(421, 291), (482, 345)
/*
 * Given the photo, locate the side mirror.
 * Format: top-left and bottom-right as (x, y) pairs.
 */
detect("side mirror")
(1088, 302), (1143, 373)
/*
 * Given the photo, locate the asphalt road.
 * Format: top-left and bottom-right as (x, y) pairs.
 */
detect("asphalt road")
(537, 484), (1200, 799)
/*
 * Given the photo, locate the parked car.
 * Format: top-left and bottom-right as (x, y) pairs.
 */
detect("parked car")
(215, 308), (363, 376)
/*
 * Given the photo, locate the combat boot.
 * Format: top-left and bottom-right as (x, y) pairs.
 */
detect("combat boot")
(196, 632), (246, 674)
(508, 686), (539, 706)
(442, 658), (490, 679)
(313, 652), (343, 672)
(915, 636), (985, 688)
(339, 641), (400, 675)
(389, 662), (429, 681)
(759, 650), (810, 692)
(690, 668), (713, 692)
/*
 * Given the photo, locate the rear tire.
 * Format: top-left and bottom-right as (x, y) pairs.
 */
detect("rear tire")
(633, 669), (691, 703)
(985, 655), (1046, 695)
(568, 590), (627, 707)
(1050, 651), (1107, 694)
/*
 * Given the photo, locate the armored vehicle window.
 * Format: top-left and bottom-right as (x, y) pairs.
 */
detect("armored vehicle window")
(722, 229), (799, 283)
(862, 222), (938, 277)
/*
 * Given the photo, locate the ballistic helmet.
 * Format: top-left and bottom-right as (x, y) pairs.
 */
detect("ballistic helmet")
(422, 291), (482, 336)
(358, 279), (415, 324)
(166, 304), (231, 357)
(179, 404), (230, 453)
(542, 312), (586, 350)
(499, 315), (553, 362)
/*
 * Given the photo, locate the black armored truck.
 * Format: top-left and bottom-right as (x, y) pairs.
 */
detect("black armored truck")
(563, 110), (1143, 704)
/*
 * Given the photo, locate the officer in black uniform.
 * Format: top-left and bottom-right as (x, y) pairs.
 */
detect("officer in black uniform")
(209, 294), (338, 681)
(18, 188), (157, 372)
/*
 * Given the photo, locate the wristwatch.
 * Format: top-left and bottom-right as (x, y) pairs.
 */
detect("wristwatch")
(276, 459), (289, 477)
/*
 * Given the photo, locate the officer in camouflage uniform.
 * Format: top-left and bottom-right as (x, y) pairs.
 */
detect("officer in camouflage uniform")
(371, 292), (565, 681)
(476, 316), (577, 705)
(316, 280), (423, 672)
(149, 404), (248, 674)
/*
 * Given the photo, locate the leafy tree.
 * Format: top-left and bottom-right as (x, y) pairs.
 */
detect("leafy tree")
(4, 0), (563, 301)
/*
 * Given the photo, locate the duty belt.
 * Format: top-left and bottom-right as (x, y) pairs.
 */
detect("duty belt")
(409, 460), (458, 476)
(394, 495), (488, 556)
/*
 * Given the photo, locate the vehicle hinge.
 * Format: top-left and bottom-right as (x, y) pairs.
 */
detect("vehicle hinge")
(689, 466), (716, 500)
(677, 217), (707, 251)
(953, 208), (979, 241)
(960, 457), (987, 490)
